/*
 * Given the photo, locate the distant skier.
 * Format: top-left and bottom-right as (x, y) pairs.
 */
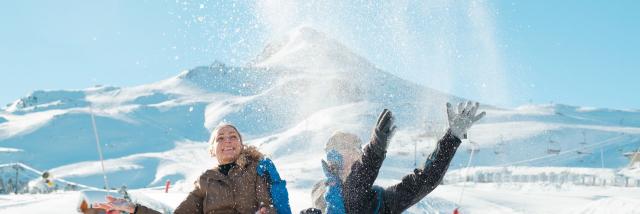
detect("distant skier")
(311, 102), (485, 213)
(30, 171), (55, 194)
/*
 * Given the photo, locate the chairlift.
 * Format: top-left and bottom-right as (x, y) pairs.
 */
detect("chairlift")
(493, 137), (505, 155)
(623, 149), (640, 162)
(396, 151), (411, 156)
(623, 150), (640, 158)
(546, 138), (561, 155)
(467, 141), (480, 154)
(546, 149), (561, 155)
(623, 150), (640, 168)
(412, 120), (440, 141)
(576, 131), (592, 155)
(576, 150), (592, 155)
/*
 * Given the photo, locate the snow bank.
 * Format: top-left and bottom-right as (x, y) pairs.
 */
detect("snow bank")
(572, 197), (640, 214)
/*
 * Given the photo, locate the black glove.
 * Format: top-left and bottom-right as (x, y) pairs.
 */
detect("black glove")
(371, 109), (397, 153)
(300, 208), (322, 214)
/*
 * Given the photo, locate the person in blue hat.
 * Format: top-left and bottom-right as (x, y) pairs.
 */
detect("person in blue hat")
(312, 102), (485, 213)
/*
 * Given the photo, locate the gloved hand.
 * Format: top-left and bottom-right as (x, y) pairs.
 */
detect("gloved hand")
(322, 149), (344, 186)
(321, 155), (346, 214)
(299, 208), (322, 214)
(371, 109), (397, 152)
(446, 101), (486, 139)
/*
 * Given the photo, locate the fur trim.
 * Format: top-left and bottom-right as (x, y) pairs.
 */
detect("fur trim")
(236, 145), (264, 168)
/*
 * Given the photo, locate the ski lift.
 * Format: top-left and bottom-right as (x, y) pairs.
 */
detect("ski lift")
(467, 141), (480, 154)
(396, 151), (411, 156)
(546, 137), (561, 155)
(623, 150), (640, 158)
(576, 131), (592, 156)
(576, 150), (591, 155)
(412, 120), (439, 141)
(493, 136), (505, 155)
(410, 120), (439, 167)
(623, 149), (640, 167)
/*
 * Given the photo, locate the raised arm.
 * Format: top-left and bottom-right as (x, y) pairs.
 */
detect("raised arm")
(94, 178), (205, 214)
(343, 109), (396, 213)
(383, 102), (486, 213)
(383, 130), (460, 212)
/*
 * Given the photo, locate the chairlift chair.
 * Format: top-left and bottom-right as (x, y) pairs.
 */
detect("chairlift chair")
(546, 138), (561, 155)
(576, 131), (592, 155)
(467, 141), (480, 154)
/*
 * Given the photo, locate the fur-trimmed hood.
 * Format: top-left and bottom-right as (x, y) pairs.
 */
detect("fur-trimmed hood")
(164, 144), (275, 214)
(234, 145), (264, 169)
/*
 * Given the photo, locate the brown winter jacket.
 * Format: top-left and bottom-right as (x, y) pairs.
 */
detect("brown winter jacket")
(135, 146), (276, 214)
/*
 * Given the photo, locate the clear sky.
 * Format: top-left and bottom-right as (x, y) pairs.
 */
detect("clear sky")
(1, 0), (638, 110)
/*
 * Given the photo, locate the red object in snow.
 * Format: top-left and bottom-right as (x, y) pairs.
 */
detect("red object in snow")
(165, 180), (171, 193)
(453, 208), (460, 214)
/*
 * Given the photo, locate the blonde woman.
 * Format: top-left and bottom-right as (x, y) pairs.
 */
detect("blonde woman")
(96, 124), (279, 214)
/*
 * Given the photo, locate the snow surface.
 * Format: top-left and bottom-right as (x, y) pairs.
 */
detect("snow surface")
(1, 27), (640, 213)
(2, 184), (639, 213)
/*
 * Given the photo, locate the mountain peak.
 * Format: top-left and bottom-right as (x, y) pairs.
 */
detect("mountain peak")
(251, 26), (375, 72)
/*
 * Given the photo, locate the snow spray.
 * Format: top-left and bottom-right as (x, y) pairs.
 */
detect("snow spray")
(454, 140), (476, 214)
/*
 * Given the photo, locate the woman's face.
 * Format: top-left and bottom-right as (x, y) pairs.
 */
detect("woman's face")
(338, 149), (361, 179)
(214, 126), (242, 164)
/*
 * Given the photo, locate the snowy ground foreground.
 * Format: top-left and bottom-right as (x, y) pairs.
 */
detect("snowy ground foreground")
(1, 183), (639, 214)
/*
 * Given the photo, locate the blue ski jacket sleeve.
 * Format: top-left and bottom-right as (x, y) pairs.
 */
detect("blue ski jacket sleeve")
(257, 158), (292, 214)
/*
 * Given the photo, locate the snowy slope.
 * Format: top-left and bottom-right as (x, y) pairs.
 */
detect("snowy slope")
(2, 181), (640, 214)
(1, 27), (640, 213)
(0, 27), (460, 187)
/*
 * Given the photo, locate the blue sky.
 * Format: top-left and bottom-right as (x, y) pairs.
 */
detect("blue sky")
(1, 0), (638, 110)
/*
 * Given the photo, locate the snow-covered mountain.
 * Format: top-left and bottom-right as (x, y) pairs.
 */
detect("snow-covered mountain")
(1, 27), (639, 211)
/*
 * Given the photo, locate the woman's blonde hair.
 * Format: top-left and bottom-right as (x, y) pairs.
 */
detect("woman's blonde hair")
(325, 131), (363, 154)
(208, 123), (243, 157)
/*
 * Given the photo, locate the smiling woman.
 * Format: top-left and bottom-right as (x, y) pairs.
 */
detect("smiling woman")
(211, 124), (244, 165)
(94, 123), (279, 214)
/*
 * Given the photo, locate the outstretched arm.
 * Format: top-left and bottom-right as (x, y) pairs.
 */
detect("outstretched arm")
(343, 109), (396, 212)
(94, 195), (164, 214)
(383, 102), (485, 213)
(383, 130), (461, 212)
(93, 195), (139, 214)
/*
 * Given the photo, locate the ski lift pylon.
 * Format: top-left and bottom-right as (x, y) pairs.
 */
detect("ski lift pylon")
(467, 141), (480, 154)
(493, 136), (505, 155)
